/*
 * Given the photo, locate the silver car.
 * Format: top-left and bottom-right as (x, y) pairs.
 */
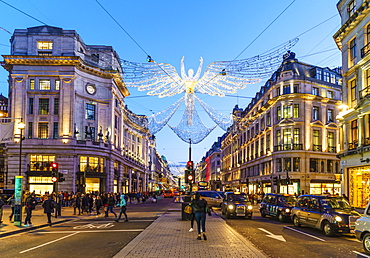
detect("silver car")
(198, 191), (223, 207)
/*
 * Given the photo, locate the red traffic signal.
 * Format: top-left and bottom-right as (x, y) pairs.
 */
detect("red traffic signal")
(188, 174), (193, 181)
(51, 176), (58, 182)
(51, 162), (58, 170)
(186, 161), (194, 170)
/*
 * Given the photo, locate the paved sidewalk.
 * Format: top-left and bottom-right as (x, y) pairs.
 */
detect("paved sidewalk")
(115, 210), (266, 258)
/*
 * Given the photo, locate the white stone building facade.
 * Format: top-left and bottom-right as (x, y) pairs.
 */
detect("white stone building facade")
(1, 25), (152, 194)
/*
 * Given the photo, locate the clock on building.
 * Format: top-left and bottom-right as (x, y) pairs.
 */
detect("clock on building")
(86, 84), (96, 95)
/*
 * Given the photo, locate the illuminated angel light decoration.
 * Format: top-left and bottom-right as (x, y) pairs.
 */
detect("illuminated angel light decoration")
(122, 38), (298, 144)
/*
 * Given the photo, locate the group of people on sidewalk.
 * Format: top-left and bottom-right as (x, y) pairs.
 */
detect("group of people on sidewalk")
(0, 190), (139, 227)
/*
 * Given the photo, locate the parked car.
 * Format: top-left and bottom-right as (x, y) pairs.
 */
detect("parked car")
(221, 192), (253, 219)
(198, 190), (223, 207)
(354, 202), (370, 254)
(291, 195), (361, 236)
(260, 193), (297, 222)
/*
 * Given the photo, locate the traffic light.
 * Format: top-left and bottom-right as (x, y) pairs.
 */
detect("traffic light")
(186, 161), (194, 171)
(50, 162), (58, 182)
(59, 173), (65, 182)
(185, 169), (189, 183)
(187, 173), (195, 184)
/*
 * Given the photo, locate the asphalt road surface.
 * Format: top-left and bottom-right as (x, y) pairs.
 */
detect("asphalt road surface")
(212, 206), (370, 258)
(0, 197), (177, 258)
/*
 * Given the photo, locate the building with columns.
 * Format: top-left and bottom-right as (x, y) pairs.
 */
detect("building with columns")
(334, 0), (370, 208)
(221, 52), (342, 195)
(1, 25), (156, 194)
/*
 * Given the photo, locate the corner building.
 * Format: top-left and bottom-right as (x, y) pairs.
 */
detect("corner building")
(221, 52), (342, 195)
(1, 26), (151, 194)
(334, 0), (370, 208)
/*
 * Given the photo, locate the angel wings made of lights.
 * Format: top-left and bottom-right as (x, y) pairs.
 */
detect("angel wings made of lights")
(121, 38), (298, 144)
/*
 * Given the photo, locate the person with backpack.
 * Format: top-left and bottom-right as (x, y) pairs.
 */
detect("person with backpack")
(115, 193), (129, 222)
(190, 192), (211, 240)
(42, 195), (56, 226)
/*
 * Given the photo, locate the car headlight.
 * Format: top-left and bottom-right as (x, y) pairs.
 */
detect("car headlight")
(247, 205), (253, 210)
(285, 208), (290, 213)
(228, 204), (234, 210)
(334, 216), (342, 222)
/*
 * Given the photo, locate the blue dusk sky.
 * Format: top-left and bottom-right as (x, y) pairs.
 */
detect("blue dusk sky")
(0, 0), (342, 175)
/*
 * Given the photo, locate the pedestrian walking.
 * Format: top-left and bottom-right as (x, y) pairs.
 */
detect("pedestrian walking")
(105, 193), (117, 218)
(95, 195), (103, 216)
(24, 193), (37, 227)
(0, 195), (5, 225)
(72, 194), (81, 215)
(190, 192), (211, 240)
(81, 194), (88, 214)
(189, 193), (195, 232)
(54, 191), (63, 218)
(115, 193), (128, 222)
(7, 194), (15, 222)
(42, 195), (56, 226)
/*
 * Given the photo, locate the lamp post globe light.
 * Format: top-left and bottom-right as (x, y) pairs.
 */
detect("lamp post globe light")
(14, 120), (25, 226)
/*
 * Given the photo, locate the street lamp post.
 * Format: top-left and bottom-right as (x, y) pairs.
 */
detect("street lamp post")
(18, 121), (25, 176)
(14, 120), (25, 226)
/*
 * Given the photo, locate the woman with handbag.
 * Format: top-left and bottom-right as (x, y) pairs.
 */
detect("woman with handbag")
(190, 192), (211, 240)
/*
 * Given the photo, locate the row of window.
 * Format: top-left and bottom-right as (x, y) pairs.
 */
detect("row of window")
(29, 154), (105, 173)
(223, 128), (337, 166)
(238, 105), (336, 146)
(28, 98), (59, 115)
(238, 157), (339, 178)
(29, 79), (60, 91)
(27, 122), (58, 139)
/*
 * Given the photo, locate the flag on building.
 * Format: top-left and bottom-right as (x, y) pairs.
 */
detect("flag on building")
(0, 122), (14, 142)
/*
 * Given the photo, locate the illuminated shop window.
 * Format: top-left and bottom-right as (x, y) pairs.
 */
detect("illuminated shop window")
(29, 155), (55, 171)
(79, 156), (104, 173)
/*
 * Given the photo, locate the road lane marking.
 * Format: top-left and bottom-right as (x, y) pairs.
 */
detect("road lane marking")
(284, 226), (326, 242)
(19, 232), (79, 253)
(73, 223), (114, 229)
(352, 251), (370, 257)
(31, 229), (144, 233)
(258, 228), (286, 242)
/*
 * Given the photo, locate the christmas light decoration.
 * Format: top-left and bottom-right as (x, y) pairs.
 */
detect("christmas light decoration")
(121, 38), (298, 143)
(168, 107), (217, 144)
(147, 97), (183, 134)
(195, 96), (233, 131)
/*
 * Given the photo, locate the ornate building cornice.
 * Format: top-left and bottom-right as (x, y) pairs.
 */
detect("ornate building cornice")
(2, 55), (130, 97)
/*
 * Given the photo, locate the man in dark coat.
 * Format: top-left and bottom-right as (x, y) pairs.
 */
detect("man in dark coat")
(24, 193), (37, 227)
(42, 195), (55, 226)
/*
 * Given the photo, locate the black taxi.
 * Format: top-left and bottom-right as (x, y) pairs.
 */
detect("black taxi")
(291, 195), (361, 236)
(260, 193), (297, 222)
(221, 192), (253, 219)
